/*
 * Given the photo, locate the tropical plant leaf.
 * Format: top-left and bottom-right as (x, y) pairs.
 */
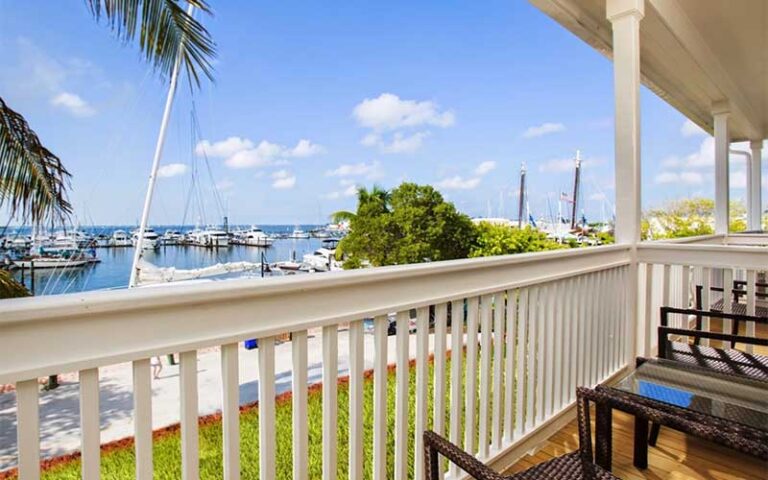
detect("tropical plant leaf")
(329, 210), (356, 224)
(0, 97), (72, 225)
(0, 270), (30, 299)
(85, 0), (217, 88)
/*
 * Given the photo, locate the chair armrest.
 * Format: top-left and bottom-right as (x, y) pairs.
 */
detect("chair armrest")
(423, 430), (506, 480)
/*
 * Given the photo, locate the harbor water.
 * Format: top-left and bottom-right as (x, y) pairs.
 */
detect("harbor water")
(6, 225), (329, 297)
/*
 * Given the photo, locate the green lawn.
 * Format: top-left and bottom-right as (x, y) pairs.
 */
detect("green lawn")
(25, 350), (500, 480)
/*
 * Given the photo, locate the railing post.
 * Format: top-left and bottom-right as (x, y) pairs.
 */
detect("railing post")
(608, 0), (644, 367)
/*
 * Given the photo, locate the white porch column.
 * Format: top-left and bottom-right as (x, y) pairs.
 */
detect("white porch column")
(749, 140), (763, 231)
(713, 102), (730, 234)
(607, 0), (644, 244)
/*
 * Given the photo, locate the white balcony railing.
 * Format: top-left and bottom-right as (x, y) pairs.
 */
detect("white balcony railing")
(2, 245), (633, 480)
(637, 239), (767, 356)
(1, 237), (764, 480)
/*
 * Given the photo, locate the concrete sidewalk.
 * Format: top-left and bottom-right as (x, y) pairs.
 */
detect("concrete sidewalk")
(0, 328), (450, 470)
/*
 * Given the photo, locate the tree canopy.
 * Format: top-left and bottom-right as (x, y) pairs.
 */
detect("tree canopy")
(337, 183), (477, 268)
(642, 197), (749, 239)
(469, 223), (564, 257)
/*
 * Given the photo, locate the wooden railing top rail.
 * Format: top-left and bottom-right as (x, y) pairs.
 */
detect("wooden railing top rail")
(637, 242), (767, 268)
(0, 245), (631, 384)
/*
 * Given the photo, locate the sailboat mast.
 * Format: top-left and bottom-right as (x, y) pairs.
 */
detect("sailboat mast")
(517, 162), (526, 228)
(570, 150), (581, 229)
(129, 3), (195, 288)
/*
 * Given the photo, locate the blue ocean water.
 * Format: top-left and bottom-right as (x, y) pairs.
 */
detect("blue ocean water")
(7, 225), (328, 296)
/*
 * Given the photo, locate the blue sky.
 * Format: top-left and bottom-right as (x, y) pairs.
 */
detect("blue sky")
(1, 0), (764, 226)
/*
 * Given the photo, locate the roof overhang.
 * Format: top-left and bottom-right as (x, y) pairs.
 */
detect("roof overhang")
(529, 0), (767, 142)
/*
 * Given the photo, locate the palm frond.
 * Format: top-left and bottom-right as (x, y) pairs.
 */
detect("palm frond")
(330, 210), (356, 224)
(85, 0), (217, 88)
(0, 97), (72, 225)
(0, 270), (29, 299)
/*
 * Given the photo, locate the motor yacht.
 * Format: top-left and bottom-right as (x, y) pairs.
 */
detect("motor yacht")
(132, 228), (161, 249)
(111, 230), (132, 247)
(288, 228), (310, 239)
(188, 228), (229, 248)
(243, 226), (273, 247)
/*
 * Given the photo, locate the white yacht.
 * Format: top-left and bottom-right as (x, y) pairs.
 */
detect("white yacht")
(189, 228), (229, 248)
(49, 232), (79, 252)
(288, 228), (310, 239)
(243, 226), (273, 247)
(111, 230), (132, 247)
(161, 230), (184, 245)
(132, 228), (160, 250)
(301, 247), (340, 272)
(14, 256), (88, 269)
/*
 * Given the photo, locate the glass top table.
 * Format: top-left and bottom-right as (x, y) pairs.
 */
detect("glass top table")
(612, 358), (768, 431)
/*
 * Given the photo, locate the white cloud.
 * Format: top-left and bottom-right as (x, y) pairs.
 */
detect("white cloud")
(681, 119), (706, 137)
(361, 131), (430, 154)
(522, 122), (565, 139)
(436, 175), (481, 190)
(360, 133), (381, 147)
(325, 161), (383, 179)
(289, 139), (325, 157)
(381, 131), (429, 154)
(684, 137), (714, 168)
(352, 93), (455, 130)
(195, 137), (254, 157)
(197, 136), (324, 169)
(50, 92), (95, 117)
(654, 170), (704, 185)
(474, 161), (496, 176)
(538, 155), (603, 173)
(354, 93), (454, 154)
(271, 170), (296, 189)
(157, 163), (188, 178)
(215, 179), (235, 191)
(322, 182), (359, 200)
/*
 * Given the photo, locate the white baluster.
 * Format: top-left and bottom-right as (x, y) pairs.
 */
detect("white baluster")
(373, 316), (388, 480)
(221, 343), (240, 480)
(16, 379), (40, 480)
(322, 326), (338, 480)
(414, 307), (429, 479)
(432, 303), (448, 479)
(746, 270), (757, 353)
(180, 351), (199, 480)
(491, 292), (505, 451)
(464, 297), (479, 454)
(292, 331), (309, 480)
(79, 368), (100, 480)
(133, 359), (153, 480)
(504, 290), (517, 441)
(349, 321), (364, 480)
(449, 300), (464, 478)
(258, 337), (276, 480)
(478, 294), (492, 458)
(395, 311), (410, 480)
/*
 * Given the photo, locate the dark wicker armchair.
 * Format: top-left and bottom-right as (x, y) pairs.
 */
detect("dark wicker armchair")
(423, 387), (619, 479)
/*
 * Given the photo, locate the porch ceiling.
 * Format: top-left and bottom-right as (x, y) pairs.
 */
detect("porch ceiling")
(529, 0), (768, 142)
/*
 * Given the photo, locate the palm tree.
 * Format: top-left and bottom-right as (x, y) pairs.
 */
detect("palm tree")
(0, 0), (217, 297)
(330, 185), (390, 223)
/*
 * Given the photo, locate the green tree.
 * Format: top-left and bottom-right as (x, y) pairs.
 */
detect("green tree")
(642, 198), (749, 239)
(338, 183), (476, 268)
(0, 1), (217, 298)
(469, 223), (564, 258)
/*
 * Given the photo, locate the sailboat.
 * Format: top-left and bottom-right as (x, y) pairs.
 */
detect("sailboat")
(128, 5), (260, 287)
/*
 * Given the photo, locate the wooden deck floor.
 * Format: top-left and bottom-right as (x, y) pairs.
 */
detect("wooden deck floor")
(503, 410), (767, 479)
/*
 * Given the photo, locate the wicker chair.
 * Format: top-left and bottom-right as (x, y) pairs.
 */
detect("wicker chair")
(423, 387), (619, 479)
(650, 306), (768, 446)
